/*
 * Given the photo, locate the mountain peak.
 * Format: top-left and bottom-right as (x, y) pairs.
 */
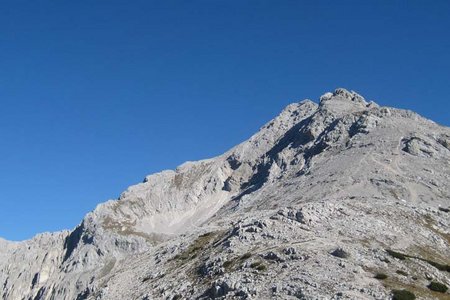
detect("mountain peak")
(319, 88), (367, 104)
(318, 88), (372, 116)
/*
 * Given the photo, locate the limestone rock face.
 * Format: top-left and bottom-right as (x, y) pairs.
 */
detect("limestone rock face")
(1, 89), (449, 300)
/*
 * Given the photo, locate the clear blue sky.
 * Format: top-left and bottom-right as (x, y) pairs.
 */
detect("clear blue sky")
(1, 1), (449, 241)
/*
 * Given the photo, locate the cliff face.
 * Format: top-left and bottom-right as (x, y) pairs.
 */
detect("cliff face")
(1, 89), (449, 300)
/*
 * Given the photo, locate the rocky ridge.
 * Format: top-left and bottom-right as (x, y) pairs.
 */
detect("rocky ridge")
(1, 89), (449, 300)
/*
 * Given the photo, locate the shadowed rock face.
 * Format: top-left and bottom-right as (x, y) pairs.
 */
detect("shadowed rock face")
(1, 88), (449, 300)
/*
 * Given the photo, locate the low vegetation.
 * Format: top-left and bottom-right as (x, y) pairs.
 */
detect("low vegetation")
(250, 261), (267, 271)
(428, 281), (448, 293)
(421, 259), (450, 272)
(374, 273), (388, 280)
(385, 249), (450, 273)
(391, 289), (416, 300)
(386, 249), (407, 260)
(240, 253), (252, 260)
(222, 260), (232, 268)
(256, 264), (267, 271)
(172, 232), (217, 262)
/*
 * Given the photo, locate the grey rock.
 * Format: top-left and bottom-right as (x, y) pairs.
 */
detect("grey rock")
(1, 88), (449, 300)
(331, 248), (350, 259)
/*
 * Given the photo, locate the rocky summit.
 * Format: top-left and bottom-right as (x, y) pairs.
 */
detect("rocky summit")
(1, 89), (449, 300)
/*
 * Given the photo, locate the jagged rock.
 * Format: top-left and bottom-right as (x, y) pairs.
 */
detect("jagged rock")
(1, 88), (449, 300)
(262, 251), (284, 262)
(207, 281), (231, 299)
(283, 247), (297, 255)
(330, 248), (350, 259)
(437, 135), (450, 151)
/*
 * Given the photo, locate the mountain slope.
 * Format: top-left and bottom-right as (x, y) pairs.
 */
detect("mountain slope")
(1, 89), (449, 300)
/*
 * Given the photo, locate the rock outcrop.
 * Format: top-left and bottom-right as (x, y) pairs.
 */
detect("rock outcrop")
(1, 89), (449, 300)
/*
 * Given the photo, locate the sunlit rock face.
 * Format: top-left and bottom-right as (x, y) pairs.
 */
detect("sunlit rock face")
(1, 89), (449, 300)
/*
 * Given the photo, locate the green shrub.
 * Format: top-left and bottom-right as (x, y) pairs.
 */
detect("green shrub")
(199, 232), (214, 237)
(173, 232), (216, 261)
(384, 249), (450, 273)
(428, 281), (448, 293)
(386, 249), (407, 260)
(374, 273), (388, 280)
(256, 264), (267, 271)
(421, 259), (450, 272)
(396, 270), (408, 276)
(240, 253), (252, 260)
(392, 289), (416, 300)
(223, 260), (232, 268)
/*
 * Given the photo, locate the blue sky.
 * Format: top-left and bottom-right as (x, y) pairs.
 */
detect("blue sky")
(1, 1), (449, 241)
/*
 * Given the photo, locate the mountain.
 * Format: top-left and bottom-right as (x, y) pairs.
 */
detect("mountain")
(1, 88), (449, 300)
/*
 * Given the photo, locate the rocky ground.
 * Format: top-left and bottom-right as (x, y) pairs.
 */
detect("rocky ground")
(1, 89), (449, 300)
